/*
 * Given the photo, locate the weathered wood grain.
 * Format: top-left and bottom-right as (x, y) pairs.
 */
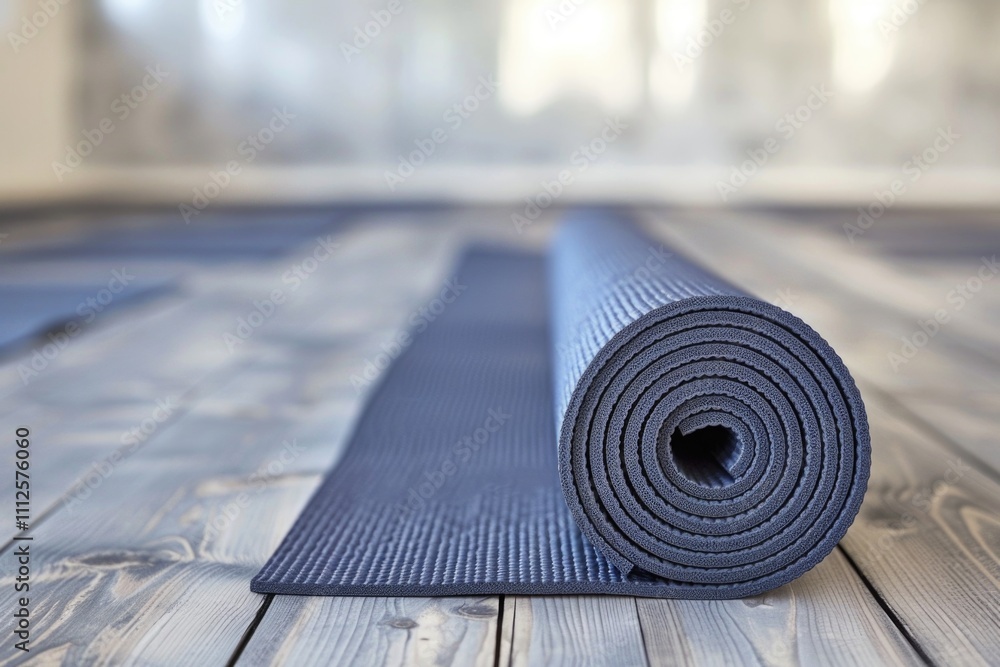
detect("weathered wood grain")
(237, 596), (498, 667)
(637, 550), (920, 667)
(497, 551), (919, 667)
(0, 217), (452, 542)
(504, 596), (648, 667)
(883, 390), (1000, 476)
(882, 258), (1000, 339)
(0, 366), (322, 665)
(0, 259), (325, 544)
(0, 216), (482, 666)
(840, 403), (1000, 666)
(725, 213), (1000, 366)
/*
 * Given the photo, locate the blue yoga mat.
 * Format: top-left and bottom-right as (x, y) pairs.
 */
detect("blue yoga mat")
(0, 282), (171, 354)
(253, 211), (870, 598)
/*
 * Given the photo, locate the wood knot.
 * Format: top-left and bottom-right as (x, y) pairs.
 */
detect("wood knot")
(454, 603), (496, 619)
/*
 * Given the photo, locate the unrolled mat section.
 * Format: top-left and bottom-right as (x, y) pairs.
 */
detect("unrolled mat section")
(252, 211), (870, 599)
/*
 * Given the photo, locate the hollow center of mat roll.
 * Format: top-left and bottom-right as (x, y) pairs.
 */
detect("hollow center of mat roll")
(667, 424), (743, 488)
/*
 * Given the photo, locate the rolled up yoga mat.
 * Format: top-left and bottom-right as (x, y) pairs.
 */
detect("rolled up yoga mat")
(253, 210), (870, 599)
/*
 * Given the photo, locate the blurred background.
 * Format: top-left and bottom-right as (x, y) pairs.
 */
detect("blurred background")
(2, 0), (999, 209)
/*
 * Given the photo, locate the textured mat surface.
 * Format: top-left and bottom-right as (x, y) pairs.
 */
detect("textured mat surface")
(253, 212), (870, 598)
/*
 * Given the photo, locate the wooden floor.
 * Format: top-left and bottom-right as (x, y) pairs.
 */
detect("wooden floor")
(0, 207), (998, 666)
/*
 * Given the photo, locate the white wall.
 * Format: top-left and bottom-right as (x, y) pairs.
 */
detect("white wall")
(0, 0), (76, 202)
(0, 1), (997, 210)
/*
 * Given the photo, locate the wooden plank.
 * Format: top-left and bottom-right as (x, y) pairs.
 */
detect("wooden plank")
(884, 390), (1000, 476)
(0, 217), (487, 665)
(499, 551), (919, 667)
(0, 217), (447, 541)
(496, 596), (515, 667)
(731, 213), (1000, 366)
(839, 401), (1000, 666)
(504, 596), (648, 667)
(237, 596), (498, 667)
(883, 258), (1000, 337)
(0, 212), (347, 404)
(0, 367), (327, 665)
(0, 290), (192, 403)
(0, 238), (357, 540)
(636, 550), (919, 666)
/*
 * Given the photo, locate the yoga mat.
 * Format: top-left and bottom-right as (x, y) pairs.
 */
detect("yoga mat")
(0, 213), (344, 354)
(0, 282), (171, 353)
(4, 215), (341, 263)
(253, 211), (870, 599)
